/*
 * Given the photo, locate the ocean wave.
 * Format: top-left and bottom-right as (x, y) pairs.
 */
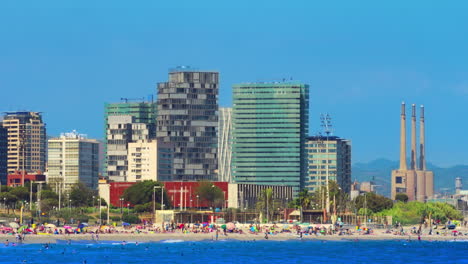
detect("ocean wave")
(160, 239), (185, 243)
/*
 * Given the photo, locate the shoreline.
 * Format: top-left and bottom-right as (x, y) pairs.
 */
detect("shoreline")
(2, 232), (467, 244)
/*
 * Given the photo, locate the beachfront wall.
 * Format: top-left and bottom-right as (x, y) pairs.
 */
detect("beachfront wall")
(109, 182), (137, 207)
(106, 181), (230, 208)
(163, 182), (229, 209)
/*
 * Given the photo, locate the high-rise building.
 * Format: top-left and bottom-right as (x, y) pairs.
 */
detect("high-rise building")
(2, 112), (46, 177)
(391, 103), (434, 201)
(218, 107), (233, 182)
(0, 126), (7, 185)
(127, 140), (158, 182)
(104, 100), (157, 181)
(47, 131), (99, 191)
(305, 136), (352, 194)
(156, 68), (219, 181)
(232, 82), (309, 194)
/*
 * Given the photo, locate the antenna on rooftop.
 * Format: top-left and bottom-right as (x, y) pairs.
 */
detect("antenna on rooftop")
(320, 113), (333, 136)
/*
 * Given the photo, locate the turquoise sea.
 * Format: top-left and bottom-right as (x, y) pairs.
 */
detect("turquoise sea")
(0, 239), (467, 264)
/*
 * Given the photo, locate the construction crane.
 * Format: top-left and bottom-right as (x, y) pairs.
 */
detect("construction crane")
(120, 97), (145, 103)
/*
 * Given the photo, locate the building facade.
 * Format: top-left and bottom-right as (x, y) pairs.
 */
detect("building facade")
(156, 68), (219, 181)
(227, 183), (294, 209)
(231, 82), (309, 194)
(305, 136), (352, 194)
(218, 107), (233, 183)
(0, 126), (7, 185)
(2, 112), (46, 176)
(47, 131), (100, 191)
(104, 101), (157, 180)
(127, 140), (158, 182)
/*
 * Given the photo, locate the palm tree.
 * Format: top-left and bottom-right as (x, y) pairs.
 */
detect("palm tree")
(297, 189), (312, 222)
(256, 188), (278, 223)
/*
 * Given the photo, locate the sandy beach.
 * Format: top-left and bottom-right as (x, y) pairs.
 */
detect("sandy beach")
(2, 226), (467, 244)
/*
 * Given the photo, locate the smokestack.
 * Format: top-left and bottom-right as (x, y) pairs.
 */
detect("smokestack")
(411, 104), (417, 170)
(399, 102), (407, 170)
(455, 177), (462, 194)
(419, 105), (426, 170)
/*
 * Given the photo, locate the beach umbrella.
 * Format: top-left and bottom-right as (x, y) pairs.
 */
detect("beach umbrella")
(202, 222), (208, 227)
(226, 222), (236, 230)
(122, 222), (131, 226)
(63, 225), (72, 229)
(45, 224), (56, 229)
(18, 225), (28, 232)
(9, 222), (19, 229)
(81, 223), (89, 226)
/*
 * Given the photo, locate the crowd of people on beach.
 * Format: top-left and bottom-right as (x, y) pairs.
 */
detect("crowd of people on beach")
(0, 218), (467, 243)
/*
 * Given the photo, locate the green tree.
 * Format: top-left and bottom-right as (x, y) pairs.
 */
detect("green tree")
(122, 181), (167, 207)
(69, 183), (95, 207)
(395, 193), (409, 203)
(122, 212), (140, 224)
(9, 186), (30, 201)
(40, 198), (59, 213)
(0, 192), (17, 214)
(134, 202), (153, 213)
(195, 181), (224, 209)
(377, 201), (463, 225)
(40, 190), (59, 200)
(353, 192), (393, 214)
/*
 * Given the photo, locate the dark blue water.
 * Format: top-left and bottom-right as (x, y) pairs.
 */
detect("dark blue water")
(0, 239), (467, 264)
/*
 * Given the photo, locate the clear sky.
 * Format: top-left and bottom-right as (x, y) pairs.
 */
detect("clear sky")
(1, 1), (467, 167)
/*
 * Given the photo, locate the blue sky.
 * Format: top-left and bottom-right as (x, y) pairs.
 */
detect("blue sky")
(1, 1), (467, 167)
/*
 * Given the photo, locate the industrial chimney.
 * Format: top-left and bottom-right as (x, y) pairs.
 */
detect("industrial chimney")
(399, 102), (407, 170)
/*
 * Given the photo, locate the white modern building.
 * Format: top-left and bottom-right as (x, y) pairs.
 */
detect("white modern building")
(127, 140), (158, 182)
(218, 107), (232, 182)
(47, 131), (100, 191)
(106, 115), (153, 182)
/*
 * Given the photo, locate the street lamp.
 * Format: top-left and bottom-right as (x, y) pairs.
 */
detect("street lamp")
(92, 196), (95, 213)
(196, 195), (199, 210)
(120, 198), (124, 214)
(99, 197), (102, 225)
(127, 203), (130, 214)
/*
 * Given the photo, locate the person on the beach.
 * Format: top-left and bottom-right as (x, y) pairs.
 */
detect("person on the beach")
(4, 239), (8, 246)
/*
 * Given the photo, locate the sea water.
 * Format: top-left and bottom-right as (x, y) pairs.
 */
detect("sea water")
(0, 239), (467, 264)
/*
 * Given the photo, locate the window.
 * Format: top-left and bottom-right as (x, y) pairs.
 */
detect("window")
(395, 177), (403, 184)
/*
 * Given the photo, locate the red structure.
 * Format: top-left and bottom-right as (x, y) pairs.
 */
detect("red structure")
(163, 182), (228, 209)
(107, 181), (229, 209)
(7, 172), (46, 186)
(109, 182), (136, 207)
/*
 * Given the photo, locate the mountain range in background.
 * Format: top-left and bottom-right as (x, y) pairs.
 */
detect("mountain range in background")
(352, 159), (468, 198)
